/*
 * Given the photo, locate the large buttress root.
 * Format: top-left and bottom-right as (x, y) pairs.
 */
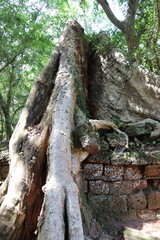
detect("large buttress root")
(0, 19), (88, 240)
(37, 20), (87, 240)
(0, 45), (60, 239)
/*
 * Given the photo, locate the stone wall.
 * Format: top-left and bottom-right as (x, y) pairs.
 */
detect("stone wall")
(0, 143), (160, 223)
(82, 146), (160, 223)
(88, 38), (160, 123)
(86, 43), (160, 224)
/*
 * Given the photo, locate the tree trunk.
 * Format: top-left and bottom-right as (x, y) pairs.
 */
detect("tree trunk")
(0, 93), (12, 140)
(37, 20), (86, 240)
(124, 31), (140, 60)
(0, 19), (160, 240)
(97, 0), (141, 60)
(0, 19), (90, 240)
(0, 33), (60, 239)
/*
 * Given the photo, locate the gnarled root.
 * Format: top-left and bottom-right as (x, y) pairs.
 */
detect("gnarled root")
(89, 119), (117, 130)
(129, 118), (160, 139)
(124, 118), (160, 147)
(89, 119), (129, 148)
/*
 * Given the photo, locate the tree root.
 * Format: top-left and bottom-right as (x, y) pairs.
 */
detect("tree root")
(0, 45), (60, 239)
(89, 119), (129, 149)
(130, 118), (160, 139)
(37, 20), (87, 240)
(1, 18), (159, 240)
(89, 119), (117, 130)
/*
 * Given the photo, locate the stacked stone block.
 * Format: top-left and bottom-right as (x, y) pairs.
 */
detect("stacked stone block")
(82, 149), (160, 222)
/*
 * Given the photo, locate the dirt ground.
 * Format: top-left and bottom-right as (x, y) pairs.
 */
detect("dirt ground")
(125, 218), (160, 238)
(98, 217), (160, 240)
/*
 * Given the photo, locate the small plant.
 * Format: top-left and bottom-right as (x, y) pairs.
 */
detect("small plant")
(111, 114), (124, 128)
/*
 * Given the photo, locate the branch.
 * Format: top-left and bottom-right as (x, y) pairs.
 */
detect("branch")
(11, 106), (24, 125)
(97, 0), (126, 32)
(32, 2), (46, 23)
(0, 93), (8, 118)
(0, 50), (24, 74)
(157, 0), (160, 29)
(0, 3), (45, 75)
(125, 0), (139, 26)
(154, 0), (160, 44)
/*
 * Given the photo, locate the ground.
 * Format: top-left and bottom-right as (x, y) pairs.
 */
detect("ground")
(100, 218), (160, 240)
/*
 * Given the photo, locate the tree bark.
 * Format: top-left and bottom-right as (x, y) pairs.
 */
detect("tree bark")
(0, 19), (90, 240)
(37, 20), (86, 240)
(96, 0), (125, 32)
(0, 19), (160, 240)
(0, 38), (60, 239)
(97, 0), (141, 59)
(0, 93), (12, 140)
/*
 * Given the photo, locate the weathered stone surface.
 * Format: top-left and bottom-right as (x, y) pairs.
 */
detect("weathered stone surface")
(88, 194), (127, 222)
(150, 179), (160, 189)
(88, 46), (160, 122)
(107, 131), (126, 149)
(124, 123), (152, 136)
(110, 181), (133, 195)
(108, 195), (127, 213)
(137, 209), (159, 220)
(127, 191), (147, 210)
(76, 123), (100, 154)
(89, 180), (109, 195)
(86, 151), (110, 164)
(132, 180), (147, 191)
(148, 191), (160, 209)
(111, 150), (160, 166)
(88, 219), (102, 239)
(104, 166), (124, 181)
(84, 175), (105, 181)
(83, 163), (103, 178)
(100, 140), (110, 151)
(83, 180), (88, 193)
(111, 152), (134, 165)
(124, 166), (142, 180)
(143, 146), (160, 165)
(144, 165), (160, 179)
(88, 195), (109, 223)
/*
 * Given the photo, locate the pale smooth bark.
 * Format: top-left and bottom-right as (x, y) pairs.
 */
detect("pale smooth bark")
(37, 20), (88, 240)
